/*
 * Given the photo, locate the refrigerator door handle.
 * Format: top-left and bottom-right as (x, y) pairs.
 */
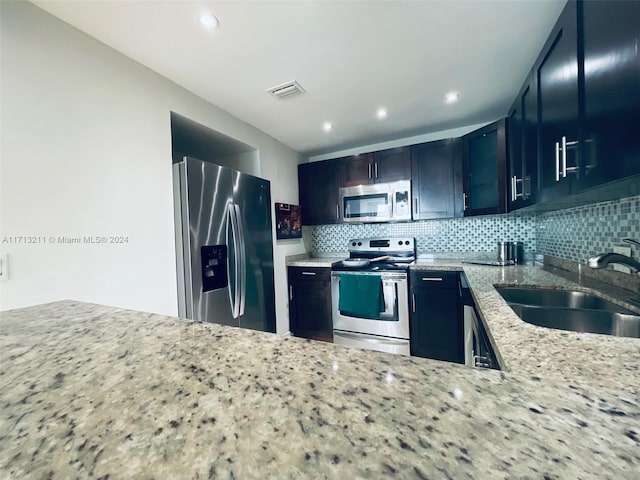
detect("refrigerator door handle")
(234, 203), (247, 318)
(227, 203), (241, 318)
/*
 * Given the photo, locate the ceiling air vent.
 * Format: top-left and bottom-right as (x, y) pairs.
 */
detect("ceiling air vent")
(266, 80), (305, 100)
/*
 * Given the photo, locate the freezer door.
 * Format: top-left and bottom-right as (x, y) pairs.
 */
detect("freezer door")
(176, 157), (238, 326)
(232, 170), (276, 333)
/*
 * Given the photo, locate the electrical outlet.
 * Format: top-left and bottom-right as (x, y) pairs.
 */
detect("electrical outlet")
(612, 246), (632, 274)
(0, 254), (8, 281)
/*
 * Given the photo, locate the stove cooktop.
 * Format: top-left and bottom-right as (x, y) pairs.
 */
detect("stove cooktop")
(332, 237), (416, 272)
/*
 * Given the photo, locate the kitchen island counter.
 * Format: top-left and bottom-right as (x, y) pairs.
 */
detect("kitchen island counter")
(1, 301), (638, 478)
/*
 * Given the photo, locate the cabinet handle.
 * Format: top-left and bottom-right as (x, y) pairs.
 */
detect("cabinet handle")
(289, 285), (293, 301)
(412, 293), (416, 313)
(463, 192), (468, 211)
(368, 163), (372, 179)
(555, 141), (561, 181)
(302, 272), (316, 276)
(336, 203), (340, 220)
(564, 137), (579, 174)
(561, 136), (567, 178)
(374, 162), (378, 178)
(422, 277), (443, 281)
(523, 175), (531, 199)
(511, 175), (523, 202)
(556, 136), (579, 181)
(414, 198), (418, 214)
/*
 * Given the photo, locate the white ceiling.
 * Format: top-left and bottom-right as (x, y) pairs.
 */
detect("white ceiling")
(33, 0), (567, 156)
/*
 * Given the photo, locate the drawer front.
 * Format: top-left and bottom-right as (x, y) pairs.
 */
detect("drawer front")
(410, 270), (458, 289)
(288, 266), (331, 283)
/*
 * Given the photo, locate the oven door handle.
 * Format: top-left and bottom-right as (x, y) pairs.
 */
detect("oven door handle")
(334, 331), (409, 346)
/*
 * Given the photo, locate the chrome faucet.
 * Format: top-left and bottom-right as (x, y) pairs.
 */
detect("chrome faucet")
(587, 239), (640, 274)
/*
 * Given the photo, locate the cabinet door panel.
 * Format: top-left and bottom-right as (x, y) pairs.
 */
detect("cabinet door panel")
(462, 119), (507, 216)
(340, 154), (373, 186)
(288, 267), (332, 342)
(410, 286), (463, 364)
(580, 0), (640, 188)
(537, 0), (578, 199)
(522, 83), (538, 202)
(508, 79), (538, 211)
(298, 159), (341, 225)
(507, 103), (523, 207)
(373, 147), (411, 183)
(411, 140), (459, 219)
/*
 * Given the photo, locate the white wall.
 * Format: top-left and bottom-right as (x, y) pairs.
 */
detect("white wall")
(308, 122), (488, 162)
(0, 1), (306, 334)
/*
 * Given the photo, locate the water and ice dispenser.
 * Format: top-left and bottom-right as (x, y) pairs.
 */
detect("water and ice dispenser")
(201, 245), (228, 292)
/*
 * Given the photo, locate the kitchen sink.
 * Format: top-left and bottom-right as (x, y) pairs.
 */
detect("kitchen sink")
(508, 304), (640, 338)
(496, 286), (640, 338)
(495, 286), (635, 314)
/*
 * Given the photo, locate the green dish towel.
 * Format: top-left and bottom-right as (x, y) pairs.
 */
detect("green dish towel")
(338, 274), (385, 318)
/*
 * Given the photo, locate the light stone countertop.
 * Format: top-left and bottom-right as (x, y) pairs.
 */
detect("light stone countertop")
(288, 254), (640, 393)
(412, 260), (640, 395)
(286, 256), (343, 268)
(1, 300), (639, 478)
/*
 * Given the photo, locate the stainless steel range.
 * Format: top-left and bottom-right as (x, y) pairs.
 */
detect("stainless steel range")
(331, 237), (415, 355)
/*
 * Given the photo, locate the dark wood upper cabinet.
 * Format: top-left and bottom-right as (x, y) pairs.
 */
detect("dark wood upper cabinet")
(300, 1), (640, 223)
(340, 147), (410, 186)
(579, 0), (640, 189)
(298, 159), (341, 225)
(372, 147), (412, 183)
(411, 138), (462, 220)
(461, 119), (508, 216)
(507, 75), (538, 211)
(536, 0), (579, 203)
(339, 153), (374, 187)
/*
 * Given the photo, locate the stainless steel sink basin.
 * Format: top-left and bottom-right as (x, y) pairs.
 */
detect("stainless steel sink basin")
(496, 286), (640, 338)
(495, 286), (635, 314)
(509, 304), (640, 338)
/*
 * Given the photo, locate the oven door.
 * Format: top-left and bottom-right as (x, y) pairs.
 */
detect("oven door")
(331, 271), (409, 339)
(339, 184), (391, 223)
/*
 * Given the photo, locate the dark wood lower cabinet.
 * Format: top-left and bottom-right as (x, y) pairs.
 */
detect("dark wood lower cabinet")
(409, 271), (463, 364)
(287, 266), (333, 342)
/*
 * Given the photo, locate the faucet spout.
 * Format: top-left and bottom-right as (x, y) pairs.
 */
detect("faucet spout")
(587, 253), (640, 273)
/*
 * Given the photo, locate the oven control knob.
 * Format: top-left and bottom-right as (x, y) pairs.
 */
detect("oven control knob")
(398, 241), (403, 246)
(352, 242), (356, 246)
(405, 240), (410, 245)
(357, 242), (362, 246)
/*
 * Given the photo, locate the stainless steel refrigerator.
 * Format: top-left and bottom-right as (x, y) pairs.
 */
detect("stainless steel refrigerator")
(172, 156), (276, 332)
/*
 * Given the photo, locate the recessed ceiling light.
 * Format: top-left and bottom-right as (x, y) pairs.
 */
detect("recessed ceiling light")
(444, 91), (460, 104)
(376, 108), (388, 120)
(322, 122), (333, 132)
(197, 11), (219, 29)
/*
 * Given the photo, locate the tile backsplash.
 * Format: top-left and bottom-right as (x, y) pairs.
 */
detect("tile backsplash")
(311, 214), (536, 255)
(536, 195), (640, 263)
(308, 195), (640, 264)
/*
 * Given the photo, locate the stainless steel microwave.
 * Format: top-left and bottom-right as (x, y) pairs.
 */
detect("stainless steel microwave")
(339, 180), (412, 223)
